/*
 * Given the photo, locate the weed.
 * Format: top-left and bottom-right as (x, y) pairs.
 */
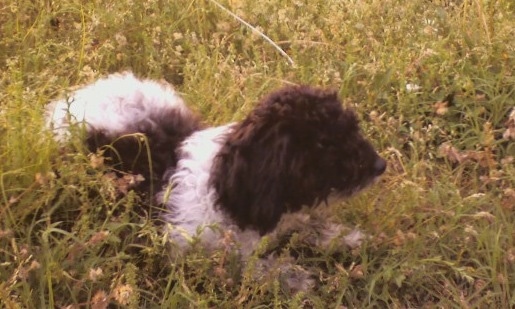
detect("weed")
(1, 0), (514, 307)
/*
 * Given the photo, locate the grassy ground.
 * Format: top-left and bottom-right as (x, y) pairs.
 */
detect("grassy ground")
(1, 0), (514, 307)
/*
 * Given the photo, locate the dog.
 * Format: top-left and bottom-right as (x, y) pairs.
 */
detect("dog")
(47, 72), (386, 257)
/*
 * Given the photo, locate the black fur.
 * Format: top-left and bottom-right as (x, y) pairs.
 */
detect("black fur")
(87, 107), (201, 194)
(210, 86), (386, 235)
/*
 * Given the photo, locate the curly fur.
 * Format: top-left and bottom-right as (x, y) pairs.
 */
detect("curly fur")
(47, 72), (200, 192)
(211, 86), (386, 235)
(47, 72), (386, 256)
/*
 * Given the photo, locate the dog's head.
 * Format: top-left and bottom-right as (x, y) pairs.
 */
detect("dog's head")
(211, 86), (386, 234)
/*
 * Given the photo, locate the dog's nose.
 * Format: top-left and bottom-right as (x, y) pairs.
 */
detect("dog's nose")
(374, 157), (387, 176)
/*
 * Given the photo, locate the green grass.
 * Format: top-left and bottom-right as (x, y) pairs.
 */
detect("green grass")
(1, 0), (514, 307)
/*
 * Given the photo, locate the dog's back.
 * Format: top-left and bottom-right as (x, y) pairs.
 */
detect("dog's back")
(46, 72), (200, 192)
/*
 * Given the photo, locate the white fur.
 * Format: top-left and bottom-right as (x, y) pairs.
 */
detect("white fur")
(46, 72), (189, 141)
(157, 124), (261, 255)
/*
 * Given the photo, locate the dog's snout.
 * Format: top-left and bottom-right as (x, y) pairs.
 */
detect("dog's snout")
(374, 157), (387, 176)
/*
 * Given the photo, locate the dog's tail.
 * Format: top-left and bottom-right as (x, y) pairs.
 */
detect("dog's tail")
(46, 72), (201, 192)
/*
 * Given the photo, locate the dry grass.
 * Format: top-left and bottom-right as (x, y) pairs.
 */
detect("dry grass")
(1, 0), (514, 307)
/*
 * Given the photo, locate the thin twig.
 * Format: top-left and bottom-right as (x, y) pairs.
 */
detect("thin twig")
(207, 0), (295, 66)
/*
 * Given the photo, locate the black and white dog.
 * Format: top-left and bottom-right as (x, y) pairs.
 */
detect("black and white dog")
(47, 72), (386, 256)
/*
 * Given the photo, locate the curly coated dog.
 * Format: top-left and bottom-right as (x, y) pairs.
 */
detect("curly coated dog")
(47, 72), (386, 257)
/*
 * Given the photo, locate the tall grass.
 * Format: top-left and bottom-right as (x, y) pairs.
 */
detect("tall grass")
(1, 0), (514, 307)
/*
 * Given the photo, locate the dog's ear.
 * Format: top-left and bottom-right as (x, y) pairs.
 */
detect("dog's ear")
(210, 86), (343, 234)
(211, 122), (300, 235)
